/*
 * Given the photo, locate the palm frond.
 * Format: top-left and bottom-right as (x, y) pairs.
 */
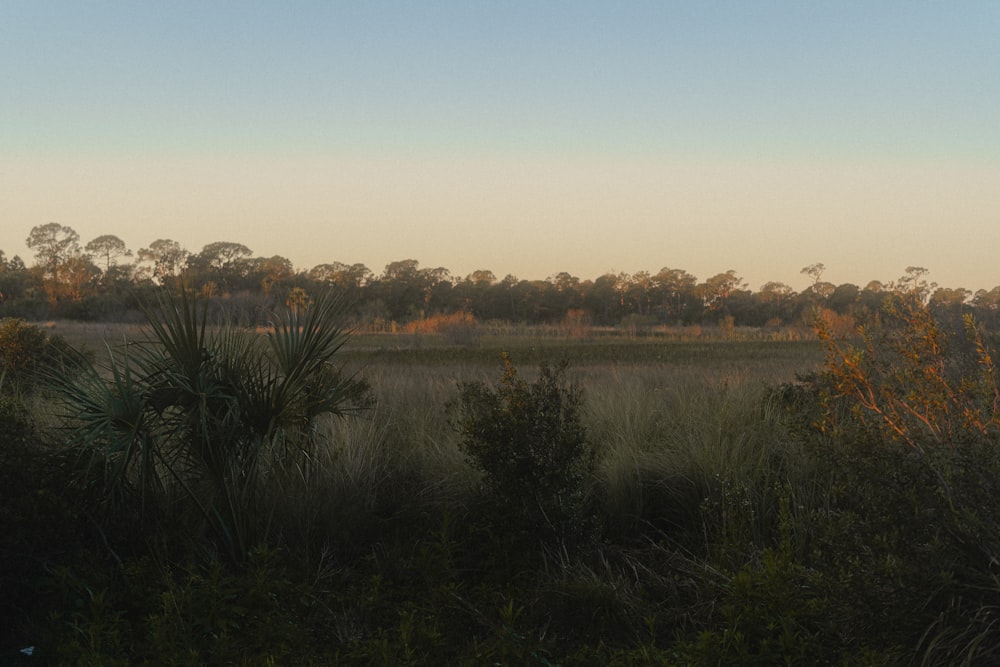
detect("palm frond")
(42, 286), (363, 562)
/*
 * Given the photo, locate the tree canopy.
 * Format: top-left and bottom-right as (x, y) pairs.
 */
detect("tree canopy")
(4, 224), (997, 330)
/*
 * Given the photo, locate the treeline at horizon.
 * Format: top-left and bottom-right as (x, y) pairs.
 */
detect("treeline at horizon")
(2, 222), (998, 328)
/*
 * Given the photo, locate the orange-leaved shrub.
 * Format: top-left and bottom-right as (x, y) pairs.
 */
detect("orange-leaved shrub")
(816, 290), (1000, 451)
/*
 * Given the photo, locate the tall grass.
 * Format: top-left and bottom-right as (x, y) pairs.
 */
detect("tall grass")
(582, 365), (807, 555)
(280, 349), (817, 564)
(43, 289), (367, 562)
(18, 322), (868, 662)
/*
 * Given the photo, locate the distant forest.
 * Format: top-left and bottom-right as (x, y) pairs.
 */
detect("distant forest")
(2, 223), (997, 329)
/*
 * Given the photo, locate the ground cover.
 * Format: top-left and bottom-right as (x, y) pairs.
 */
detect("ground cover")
(5, 310), (1000, 664)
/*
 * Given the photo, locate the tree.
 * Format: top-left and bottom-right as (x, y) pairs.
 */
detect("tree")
(58, 255), (101, 301)
(308, 262), (370, 316)
(811, 281), (837, 299)
(699, 270), (747, 312)
(652, 267), (698, 323)
(801, 262), (826, 286)
(929, 287), (972, 328)
(456, 270), (499, 317)
(551, 271), (580, 293)
(585, 273), (623, 325)
(827, 283), (861, 314)
(757, 281), (796, 324)
(858, 281), (888, 314)
(382, 259), (420, 282)
(252, 255), (294, 295)
(626, 270), (653, 316)
(973, 287), (1000, 311)
(0, 252), (28, 304)
(467, 269), (496, 286)
(897, 266), (935, 303)
(308, 262), (351, 284)
(85, 234), (132, 274)
(26, 223), (80, 280)
(495, 274), (521, 320)
(929, 287), (971, 309)
(420, 266), (453, 313)
(136, 239), (189, 285)
(197, 241), (253, 270)
(26, 223), (84, 304)
(375, 259), (433, 321)
(188, 241), (254, 291)
(759, 281), (794, 305)
(816, 288), (1000, 451)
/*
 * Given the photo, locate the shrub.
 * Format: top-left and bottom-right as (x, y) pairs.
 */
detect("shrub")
(0, 318), (74, 393)
(46, 288), (368, 562)
(768, 288), (1000, 660)
(815, 290), (1000, 450)
(451, 354), (595, 548)
(405, 311), (480, 345)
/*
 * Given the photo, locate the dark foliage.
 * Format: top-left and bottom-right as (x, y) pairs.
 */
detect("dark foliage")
(451, 355), (596, 551)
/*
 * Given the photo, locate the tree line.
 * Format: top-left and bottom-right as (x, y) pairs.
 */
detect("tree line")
(2, 222), (998, 329)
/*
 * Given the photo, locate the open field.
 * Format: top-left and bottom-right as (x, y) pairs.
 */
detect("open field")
(46, 318), (825, 388)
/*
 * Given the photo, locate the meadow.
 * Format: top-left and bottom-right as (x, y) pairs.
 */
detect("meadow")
(4, 309), (1000, 665)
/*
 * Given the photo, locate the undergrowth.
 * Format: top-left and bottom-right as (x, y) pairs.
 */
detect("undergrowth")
(5, 292), (1000, 664)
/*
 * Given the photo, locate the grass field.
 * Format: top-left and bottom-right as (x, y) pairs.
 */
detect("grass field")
(11, 316), (999, 664)
(48, 318), (824, 390)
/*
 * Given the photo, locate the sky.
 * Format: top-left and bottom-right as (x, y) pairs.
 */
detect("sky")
(2, 1), (999, 292)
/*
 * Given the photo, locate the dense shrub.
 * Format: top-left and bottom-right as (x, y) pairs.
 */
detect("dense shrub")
(451, 354), (595, 549)
(747, 292), (1000, 662)
(0, 395), (103, 658)
(816, 291), (1000, 450)
(0, 318), (74, 393)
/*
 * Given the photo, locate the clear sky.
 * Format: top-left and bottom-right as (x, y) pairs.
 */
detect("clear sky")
(3, 1), (999, 291)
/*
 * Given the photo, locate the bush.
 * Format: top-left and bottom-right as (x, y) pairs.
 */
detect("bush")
(0, 318), (74, 393)
(451, 354), (595, 548)
(815, 291), (1000, 450)
(756, 290), (1000, 661)
(46, 289), (368, 563)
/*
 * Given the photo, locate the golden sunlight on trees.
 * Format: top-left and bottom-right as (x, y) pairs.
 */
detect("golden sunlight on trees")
(816, 289), (1000, 451)
(16, 224), (1000, 338)
(26, 223), (84, 303)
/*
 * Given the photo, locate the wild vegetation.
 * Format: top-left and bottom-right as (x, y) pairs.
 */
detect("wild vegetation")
(5, 246), (1000, 662)
(4, 224), (1000, 334)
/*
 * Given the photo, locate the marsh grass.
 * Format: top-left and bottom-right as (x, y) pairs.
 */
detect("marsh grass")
(35, 326), (822, 557)
(582, 364), (808, 553)
(17, 322), (890, 663)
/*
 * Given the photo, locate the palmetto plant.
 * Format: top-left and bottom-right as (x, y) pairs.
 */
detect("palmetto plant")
(47, 288), (365, 561)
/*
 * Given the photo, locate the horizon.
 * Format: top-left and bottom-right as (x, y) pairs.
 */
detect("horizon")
(4, 219), (996, 296)
(4, 2), (999, 293)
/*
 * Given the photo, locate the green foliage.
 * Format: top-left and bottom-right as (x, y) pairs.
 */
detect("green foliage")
(20, 310), (1000, 663)
(753, 290), (1000, 661)
(46, 288), (368, 562)
(37, 569), (130, 666)
(675, 546), (826, 665)
(0, 318), (75, 393)
(452, 354), (595, 547)
(143, 547), (310, 663)
(794, 436), (1000, 663)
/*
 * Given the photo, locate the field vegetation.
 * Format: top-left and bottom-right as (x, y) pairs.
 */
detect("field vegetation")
(4, 282), (1000, 664)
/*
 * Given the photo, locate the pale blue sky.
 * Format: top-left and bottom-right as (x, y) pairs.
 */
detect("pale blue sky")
(3, 1), (999, 290)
